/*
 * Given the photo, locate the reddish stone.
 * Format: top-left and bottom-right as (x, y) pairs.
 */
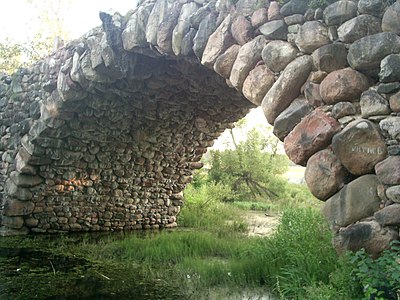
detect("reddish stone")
(268, 1), (282, 21)
(375, 156), (400, 185)
(231, 15), (254, 45)
(214, 44), (241, 78)
(251, 8), (268, 27)
(319, 68), (370, 104)
(242, 64), (275, 106)
(305, 148), (348, 200)
(284, 109), (341, 166)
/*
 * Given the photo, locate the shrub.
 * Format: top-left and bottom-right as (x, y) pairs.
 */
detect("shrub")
(350, 241), (400, 300)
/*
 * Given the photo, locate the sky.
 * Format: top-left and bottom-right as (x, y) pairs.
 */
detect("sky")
(0, 0), (138, 42)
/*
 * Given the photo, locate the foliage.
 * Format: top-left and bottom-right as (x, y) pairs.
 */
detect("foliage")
(350, 241), (400, 300)
(206, 126), (289, 202)
(0, 40), (25, 74)
(0, 0), (70, 74)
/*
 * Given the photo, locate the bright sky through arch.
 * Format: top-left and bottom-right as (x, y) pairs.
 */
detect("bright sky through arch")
(0, 0), (138, 43)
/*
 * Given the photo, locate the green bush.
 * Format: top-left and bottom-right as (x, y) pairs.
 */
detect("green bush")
(350, 241), (400, 300)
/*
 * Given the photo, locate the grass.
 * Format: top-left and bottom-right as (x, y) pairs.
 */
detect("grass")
(4, 179), (390, 299)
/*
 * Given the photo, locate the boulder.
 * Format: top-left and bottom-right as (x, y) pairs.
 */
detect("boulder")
(337, 15), (382, 43)
(214, 44), (241, 78)
(376, 82), (400, 94)
(156, 2), (183, 54)
(10, 171), (44, 188)
(251, 8), (268, 27)
(273, 96), (313, 141)
(312, 43), (348, 73)
(259, 20), (288, 40)
(261, 40), (299, 73)
(122, 3), (154, 50)
(322, 175), (381, 228)
(280, 0), (309, 16)
(333, 220), (398, 256)
(379, 117), (400, 140)
(284, 14), (305, 26)
(331, 102), (357, 119)
(262, 55), (313, 124)
(235, 0), (267, 17)
(319, 68), (370, 104)
(231, 15), (254, 45)
(284, 109), (341, 166)
(242, 64), (275, 106)
(332, 119), (387, 175)
(193, 12), (218, 59)
(375, 156), (400, 185)
(374, 204), (400, 225)
(268, 1), (282, 21)
(348, 32), (400, 72)
(323, 1), (358, 26)
(379, 54), (400, 83)
(201, 15), (234, 68)
(230, 36), (267, 90)
(1, 216), (25, 229)
(4, 200), (35, 217)
(382, 1), (400, 34)
(5, 179), (33, 201)
(295, 21), (331, 54)
(360, 90), (391, 118)
(172, 2), (199, 56)
(358, 0), (396, 17)
(145, 0), (168, 45)
(305, 148), (348, 200)
(386, 186), (400, 203)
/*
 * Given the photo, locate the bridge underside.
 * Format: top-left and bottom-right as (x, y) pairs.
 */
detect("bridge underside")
(0, 44), (252, 234)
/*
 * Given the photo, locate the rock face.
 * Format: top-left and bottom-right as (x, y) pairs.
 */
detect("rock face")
(332, 120), (387, 176)
(322, 175), (381, 228)
(1, 0), (400, 257)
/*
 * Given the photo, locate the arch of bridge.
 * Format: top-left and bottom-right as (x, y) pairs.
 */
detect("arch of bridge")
(1, 0), (400, 255)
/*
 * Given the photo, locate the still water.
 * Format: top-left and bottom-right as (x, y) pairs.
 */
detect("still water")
(0, 233), (275, 300)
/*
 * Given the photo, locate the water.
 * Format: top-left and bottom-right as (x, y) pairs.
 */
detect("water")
(0, 234), (186, 300)
(0, 233), (276, 300)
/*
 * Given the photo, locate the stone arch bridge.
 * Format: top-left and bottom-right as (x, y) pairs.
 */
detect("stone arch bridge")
(1, 0), (400, 254)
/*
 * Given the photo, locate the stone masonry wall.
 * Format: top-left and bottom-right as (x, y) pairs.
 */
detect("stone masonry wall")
(0, 0), (400, 255)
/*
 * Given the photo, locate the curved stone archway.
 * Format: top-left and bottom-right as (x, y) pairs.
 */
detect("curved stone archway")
(1, 0), (400, 254)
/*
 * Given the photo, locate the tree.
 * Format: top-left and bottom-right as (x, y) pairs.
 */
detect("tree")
(207, 123), (289, 201)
